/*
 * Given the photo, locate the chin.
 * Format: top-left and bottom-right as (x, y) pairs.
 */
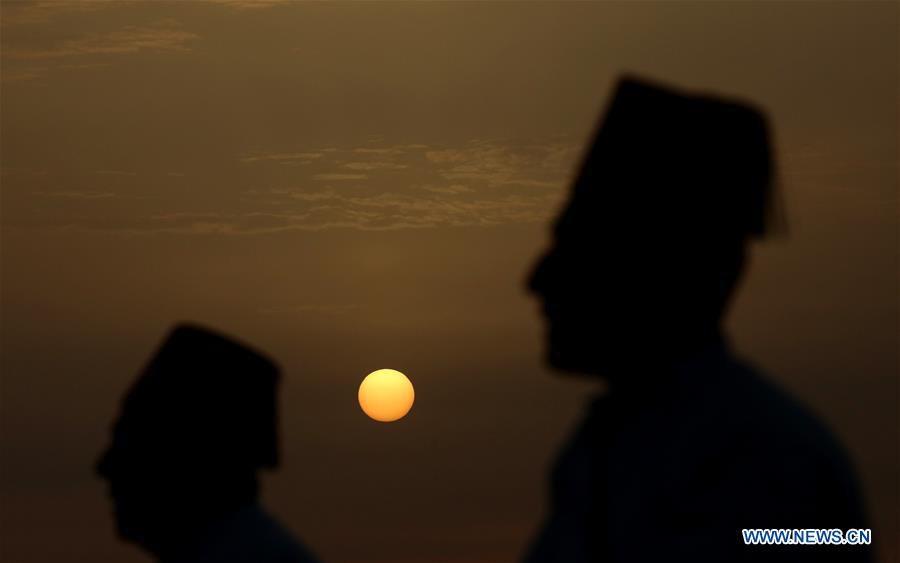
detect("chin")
(112, 508), (139, 540)
(111, 500), (153, 544)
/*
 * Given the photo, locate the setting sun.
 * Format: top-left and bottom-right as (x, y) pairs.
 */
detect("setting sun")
(358, 369), (415, 422)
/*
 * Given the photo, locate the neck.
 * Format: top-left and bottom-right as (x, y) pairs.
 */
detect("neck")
(135, 477), (259, 558)
(604, 329), (727, 394)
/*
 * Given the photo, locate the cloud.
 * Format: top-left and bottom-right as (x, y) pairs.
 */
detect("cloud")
(6, 22), (199, 59)
(58, 62), (112, 71)
(421, 184), (474, 195)
(39, 192), (562, 235)
(150, 212), (224, 221)
(353, 147), (405, 155)
(239, 152), (324, 164)
(0, 0), (290, 22)
(1, 1), (130, 25)
(244, 139), (574, 191)
(34, 191), (119, 200)
(207, 0), (292, 9)
(424, 140), (576, 189)
(343, 161), (408, 171)
(287, 189), (341, 202)
(0, 67), (49, 83)
(25, 137), (576, 235)
(351, 144), (428, 153)
(130, 188), (560, 234)
(313, 173), (368, 181)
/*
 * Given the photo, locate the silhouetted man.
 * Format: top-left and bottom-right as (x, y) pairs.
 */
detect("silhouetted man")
(97, 324), (317, 563)
(524, 77), (872, 562)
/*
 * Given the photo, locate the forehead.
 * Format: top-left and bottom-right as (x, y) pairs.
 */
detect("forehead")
(551, 190), (677, 244)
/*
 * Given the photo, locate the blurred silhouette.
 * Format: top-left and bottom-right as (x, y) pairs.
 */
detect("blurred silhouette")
(97, 324), (317, 563)
(524, 77), (872, 562)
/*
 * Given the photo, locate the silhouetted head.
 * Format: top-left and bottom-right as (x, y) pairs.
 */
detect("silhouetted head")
(529, 76), (775, 378)
(96, 324), (280, 555)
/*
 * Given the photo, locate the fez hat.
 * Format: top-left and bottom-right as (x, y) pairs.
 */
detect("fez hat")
(118, 323), (280, 470)
(561, 75), (777, 241)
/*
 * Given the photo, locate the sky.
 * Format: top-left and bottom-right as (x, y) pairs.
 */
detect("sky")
(1, 1), (897, 562)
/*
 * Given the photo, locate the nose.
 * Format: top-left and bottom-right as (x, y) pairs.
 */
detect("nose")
(527, 249), (553, 297)
(95, 445), (114, 479)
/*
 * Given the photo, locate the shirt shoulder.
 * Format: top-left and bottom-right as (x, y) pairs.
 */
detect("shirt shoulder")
(166, 505), (319, 563)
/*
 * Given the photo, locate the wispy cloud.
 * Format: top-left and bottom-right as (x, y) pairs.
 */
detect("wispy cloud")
(239, 152), (324, 164)
(207, 0), (292, 10)
(150, 212), (225, 221)
(6, 22), (199, 60)
(22, 137), (577, 235)
(313, 173), (368, 181)
(425, 140), (576, 189)
(1, 1), (130, 26)
(59, 62), (112, 71)
(286, 189), (341, 202)
(343, 161), (408, 171)
(35, 191), (119, 200)
(353, 144), (429, 152)
(2, 62), (113, 84)
(1, 0), (290, 23)
(133, 189), (560, 234)
(0, 67), (49, 83)
(421, 184), (474, 195)
(353, 147), (405, 155)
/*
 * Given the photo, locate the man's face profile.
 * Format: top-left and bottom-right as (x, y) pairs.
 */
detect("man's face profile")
(96, 418), (171, 544)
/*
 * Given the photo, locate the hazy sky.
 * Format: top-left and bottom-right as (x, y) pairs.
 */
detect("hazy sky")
(1, 2), (897, 562)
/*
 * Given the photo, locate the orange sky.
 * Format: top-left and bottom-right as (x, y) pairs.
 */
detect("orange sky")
(1, 2), (897, 562)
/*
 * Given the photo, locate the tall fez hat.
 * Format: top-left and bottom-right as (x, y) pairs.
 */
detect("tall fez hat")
(561, 75), (777, 242)
(119, 323), (280, 470)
